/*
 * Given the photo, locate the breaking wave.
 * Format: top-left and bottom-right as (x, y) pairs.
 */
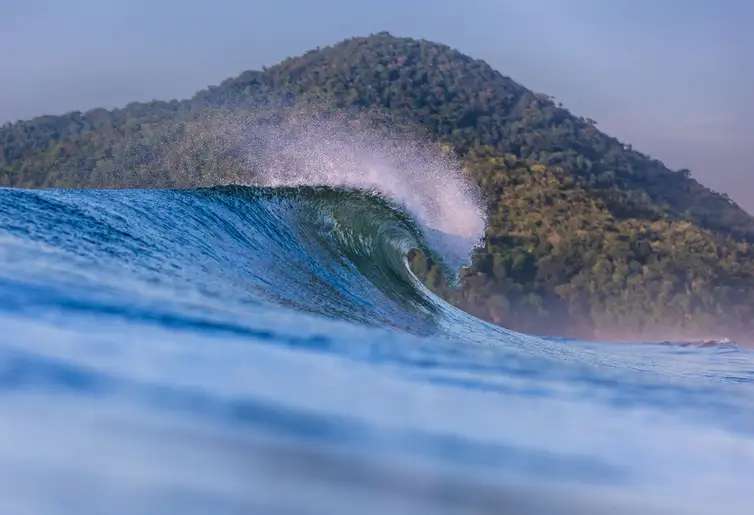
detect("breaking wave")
(1, 118), (754, 514)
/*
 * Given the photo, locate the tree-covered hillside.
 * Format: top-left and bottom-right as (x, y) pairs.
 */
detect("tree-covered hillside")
(413, 149), (754, 340)
(1, 32), (753, 341)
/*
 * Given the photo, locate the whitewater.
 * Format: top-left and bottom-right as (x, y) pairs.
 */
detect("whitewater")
(1, 118), (754, 514)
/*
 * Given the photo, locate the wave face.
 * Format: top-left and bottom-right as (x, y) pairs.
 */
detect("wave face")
(1, 185), (754, 515)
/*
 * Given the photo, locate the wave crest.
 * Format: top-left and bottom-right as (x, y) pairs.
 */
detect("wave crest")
(166, 109), (486, 270)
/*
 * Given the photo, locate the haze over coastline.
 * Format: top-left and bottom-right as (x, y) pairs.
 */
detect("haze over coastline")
(2, 0), (753, 212)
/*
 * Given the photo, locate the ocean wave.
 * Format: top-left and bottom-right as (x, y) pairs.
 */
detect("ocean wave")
(2, 184), (754, 515)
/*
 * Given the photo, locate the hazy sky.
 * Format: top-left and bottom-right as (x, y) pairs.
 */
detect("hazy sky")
(2, 0), (753, 211)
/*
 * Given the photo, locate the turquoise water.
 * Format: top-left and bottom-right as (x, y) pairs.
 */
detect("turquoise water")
(1, 186), (753, 514)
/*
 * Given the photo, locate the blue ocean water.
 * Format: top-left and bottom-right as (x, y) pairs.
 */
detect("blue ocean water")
(1, 186), (753, 515)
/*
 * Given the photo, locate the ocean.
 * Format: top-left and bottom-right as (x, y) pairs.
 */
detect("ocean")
(1, 185), (753, 515)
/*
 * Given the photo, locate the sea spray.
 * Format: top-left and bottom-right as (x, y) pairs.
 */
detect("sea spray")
(163, 108), (486, 271)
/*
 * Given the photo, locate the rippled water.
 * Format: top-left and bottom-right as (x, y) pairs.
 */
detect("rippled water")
(1, 186), (753, 515)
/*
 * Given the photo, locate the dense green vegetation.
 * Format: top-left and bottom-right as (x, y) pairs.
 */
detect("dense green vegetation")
(413, 149), (754, 340)
(2, 32), (753, 341)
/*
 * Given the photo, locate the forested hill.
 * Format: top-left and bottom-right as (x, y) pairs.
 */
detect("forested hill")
(2, 32), (754, 341)
(211, 33), (754, 240)
(3, 32), (751, 239)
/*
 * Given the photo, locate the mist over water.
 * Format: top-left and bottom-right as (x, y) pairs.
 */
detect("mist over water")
(247, 114), (485, 239)
(165, 108), (485, 269)
(165, 109), (486, 268)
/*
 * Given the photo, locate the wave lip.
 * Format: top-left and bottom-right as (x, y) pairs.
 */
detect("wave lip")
(170, 111), (487, 260)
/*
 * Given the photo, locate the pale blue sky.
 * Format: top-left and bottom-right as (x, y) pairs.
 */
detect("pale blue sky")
(2, 0), (752, 210)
